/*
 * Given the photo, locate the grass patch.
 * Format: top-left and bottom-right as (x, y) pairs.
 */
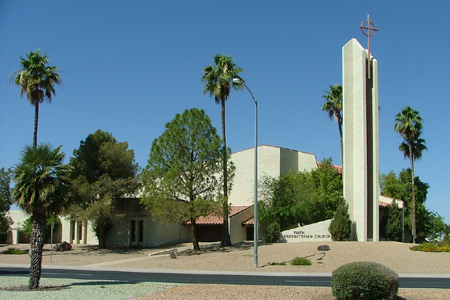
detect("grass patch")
(291, 257), (311, 266)
(1, 247), (28, 254)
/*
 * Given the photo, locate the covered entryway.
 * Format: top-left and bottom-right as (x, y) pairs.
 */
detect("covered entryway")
(184, 206), (253, 244)
(130, 219), (145, 247)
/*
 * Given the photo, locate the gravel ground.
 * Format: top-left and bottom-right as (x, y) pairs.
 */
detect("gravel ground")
(1, 241), (450, 299)
(0, 276), (178, 300)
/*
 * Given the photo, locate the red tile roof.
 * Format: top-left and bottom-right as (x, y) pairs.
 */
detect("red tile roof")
(317, 162), (343, 174)
(242, 217), (254, 226)
(185, 206), (252, 225)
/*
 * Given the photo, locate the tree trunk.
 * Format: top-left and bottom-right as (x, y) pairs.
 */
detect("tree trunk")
(29, 212), (46, 290)
(98, 223), (107, 249)
(220, 99), (232, 247)
(410, 143), (416, 243)
(33, 102), (39, 148)
(190, 218), (200, 251)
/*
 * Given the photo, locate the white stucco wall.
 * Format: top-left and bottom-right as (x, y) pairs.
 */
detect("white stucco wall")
(60, 218), (98, 245)
(6, 210), (28, 244)
(379, 195), (404, 209)
(297, 151), (319, 172)
(259, 145), (283, 178)
(105, 207), (190, 248)
(7, 210), (64, 244)
(280, 147), (299, 174)
(229, 207), (254, 244)
(8, 210), (28, 228)
(229, 145), (319, 207)
(229, 148), (257, 206)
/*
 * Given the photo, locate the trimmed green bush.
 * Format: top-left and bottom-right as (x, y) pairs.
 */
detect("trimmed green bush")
(332, 261), (398, 300)
(1, 247), (28, 254)
(264, 222), (281, 243)
(329, 202), (352, 241)
(291, 257), (311, 266)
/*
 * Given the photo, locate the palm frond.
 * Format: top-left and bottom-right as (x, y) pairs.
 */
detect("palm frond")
(12, 144), (71, 215)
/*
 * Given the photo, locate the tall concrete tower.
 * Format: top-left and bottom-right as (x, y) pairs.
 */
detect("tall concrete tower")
(342, 38), (380, 241)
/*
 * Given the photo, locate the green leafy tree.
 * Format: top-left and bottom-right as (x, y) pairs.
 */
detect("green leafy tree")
(380, 169), (430, 241)
(380, 171), (406, 200)
(384, 201), (403, 242)
(0, 168), (13, 243)
(10, 49), (61, 147)
(426, 212), (447, 241)
(141, 109), (232, 251)
(12, 144), (71, 290)
(394, 106), (427, 242)
(328, 202), (352, 241)
(68, 130), (140, 248)
(202, 54), (244, 247)
(322, 83), (343, 161)
(259, 158), (343, 237)
(259, 172), (310, 232)
(299, 158), (344, 222)
(443, 224), (450, 243)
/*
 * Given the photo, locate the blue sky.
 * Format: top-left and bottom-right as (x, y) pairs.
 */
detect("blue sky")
(1, 1), (449, 223)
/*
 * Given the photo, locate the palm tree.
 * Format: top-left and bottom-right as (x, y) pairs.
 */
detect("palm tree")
(322, 83), (343, 162)
(13, 144), (71, 290)
(202, 54), (244, 247)
(394, 106), (427, 243)
(10, 49), (61, 147)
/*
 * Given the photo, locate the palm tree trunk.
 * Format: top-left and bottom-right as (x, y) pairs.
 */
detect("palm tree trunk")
(29, 212), (46, 290)
(220, 99), (232, 247)
(33, 102), (39, 148)
(410, 144), (416, 243)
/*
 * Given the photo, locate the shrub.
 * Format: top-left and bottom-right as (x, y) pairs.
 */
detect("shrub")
(291, 257), (311, 266)
(385, 201), (403, 241)
(329, 202), (351, 241)
(0, 215), (12, 243)
(332, 261), (398, 300)
(264, 222), (281, 243)
(1, 247), (28, 254)
(410, 242), (450, 252)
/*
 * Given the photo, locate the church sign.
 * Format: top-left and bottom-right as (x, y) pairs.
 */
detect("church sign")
(280, 219), (332, 243)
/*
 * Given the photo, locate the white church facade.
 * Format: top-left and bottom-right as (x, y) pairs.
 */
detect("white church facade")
(6, 145), (403, 247)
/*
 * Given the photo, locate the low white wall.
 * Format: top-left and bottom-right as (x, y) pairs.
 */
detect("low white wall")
(280, 219), (332, 243)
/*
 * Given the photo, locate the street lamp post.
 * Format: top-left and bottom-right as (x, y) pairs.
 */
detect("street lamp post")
(233, 78), (258, 268)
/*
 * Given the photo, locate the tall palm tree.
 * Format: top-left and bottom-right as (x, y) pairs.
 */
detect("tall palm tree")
(322, 83), (343, 162)
(202, 54), (244, 247)
(10, 49), (62, 147)
(394, 106), (426, 243)
(13, 144), (71, 290)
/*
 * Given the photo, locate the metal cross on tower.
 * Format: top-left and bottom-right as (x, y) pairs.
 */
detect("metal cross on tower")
(359, 15), (378, 79)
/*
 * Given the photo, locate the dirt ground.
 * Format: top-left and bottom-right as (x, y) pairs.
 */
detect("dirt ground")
(1, 241), (450, 299)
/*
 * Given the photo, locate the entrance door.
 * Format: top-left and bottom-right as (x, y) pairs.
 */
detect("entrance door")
(130, 219), (144, 246)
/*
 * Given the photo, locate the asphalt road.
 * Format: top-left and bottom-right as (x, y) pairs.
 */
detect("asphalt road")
(1, 266), (449, 289)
